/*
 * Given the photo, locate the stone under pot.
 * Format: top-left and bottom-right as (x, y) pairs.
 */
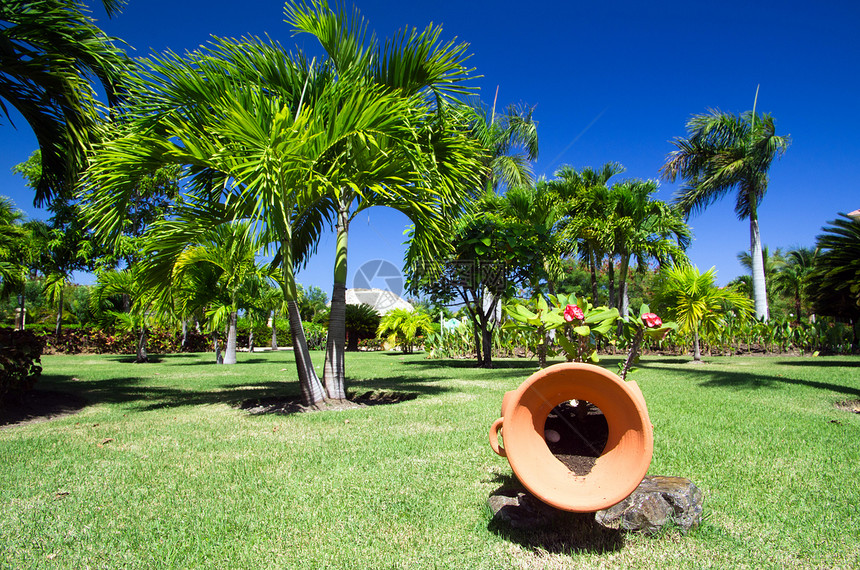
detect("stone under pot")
(489, 362), (653, 513)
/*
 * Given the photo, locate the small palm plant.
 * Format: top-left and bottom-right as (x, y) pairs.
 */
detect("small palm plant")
(377, 309), (434, 354)
(655, 264), (754, 361)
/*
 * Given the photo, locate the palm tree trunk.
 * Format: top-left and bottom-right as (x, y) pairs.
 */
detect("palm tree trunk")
(271, 311), (278, 350)
(693, 327), (701, 362)
(618, 254), (630, 316)
(249, 327), (255, 353)
(213, 331), (223, 364)
(589, 249), (599, 304)
(17, 290), (26, 331)
(181, 319), (188, 350)
(323, 201), (350, 401)
(287, 299), (326, 406)
(223, 311), (238, 364)
(750, 211), (769, 321)
(136, 325), (148, 363)
(606, 258), (616, 310)
(54, 287), (64, 337)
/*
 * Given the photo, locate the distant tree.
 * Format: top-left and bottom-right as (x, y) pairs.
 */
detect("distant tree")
(771, 247), (817, 324)
(344, 303), (380, 351)
(807, 215), (860, 348)
(661, 100), (790, 321)
(377, 308), (434, 354)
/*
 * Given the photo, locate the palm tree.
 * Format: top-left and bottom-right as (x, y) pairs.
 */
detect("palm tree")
(377, 308), (434, 354)
(285, 1), (485, 401)
(771, 247), (817, 325)
(84, 25), (472, 405)
(737, 245), (785, 311)
(605, 179), (690, 316)
(656, 264), (753, 361)
(0, 196), (28, 305)
(807, 215), (860, 340)
(91, 266), (156, 363)
(661, 101), (790, 321)
(549, 163), (625, 305)
(1, 0), (130, 205)
(168, 221), (266, 365)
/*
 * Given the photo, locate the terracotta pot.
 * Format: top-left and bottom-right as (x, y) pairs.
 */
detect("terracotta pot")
(489, 362), (653, 513)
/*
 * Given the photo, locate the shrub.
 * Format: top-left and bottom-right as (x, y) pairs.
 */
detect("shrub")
(0, 328), (44, 403)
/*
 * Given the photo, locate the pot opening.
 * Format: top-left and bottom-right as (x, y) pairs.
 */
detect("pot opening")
(543, 399), (609, 476)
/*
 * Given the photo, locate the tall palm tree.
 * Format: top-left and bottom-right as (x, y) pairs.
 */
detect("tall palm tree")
(656, 264), (753, 361)
(84, 27), (470, 405)
(737, 245), (785, 311)
(661, 102), (790, 321)
(605, 179), (690, 317)
(1, 0), (130, 205)
(285, 0), (485, 401)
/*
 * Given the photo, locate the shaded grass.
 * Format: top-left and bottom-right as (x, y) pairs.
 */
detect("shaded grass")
(1, 351), (859, 568)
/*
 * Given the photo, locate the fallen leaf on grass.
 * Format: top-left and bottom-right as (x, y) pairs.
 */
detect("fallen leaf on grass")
(54, 491), (70, 499)
(46, 553), (58, 560)
(97, 438), (114, 447)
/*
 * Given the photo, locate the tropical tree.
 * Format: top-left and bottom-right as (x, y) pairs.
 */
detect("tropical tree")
(661, 100), (790, 320)
(167, 221), (266, 365)
(655, 264), (754, 361)
(807, 214), (860, 348)
(737, 245), (785, 312)
(0, 196), (29, 305)
(771, 247), (817, 324)
(1, 0), (130, 205)
(90, 266), (156, 363)
(604, 179), (690, 317)
(285, 1), (485, 402)
(84, 9), (479, 405)
(548, 163), (625, 304)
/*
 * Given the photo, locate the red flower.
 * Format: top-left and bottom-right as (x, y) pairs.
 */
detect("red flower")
(642, 312), (662, 328)
(564, 304), (585, 322)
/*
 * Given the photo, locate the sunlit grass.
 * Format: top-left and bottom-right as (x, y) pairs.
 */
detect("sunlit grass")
(2, 351), (859, 568)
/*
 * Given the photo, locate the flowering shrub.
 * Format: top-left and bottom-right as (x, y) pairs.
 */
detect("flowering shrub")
(505, 294), (619, 365)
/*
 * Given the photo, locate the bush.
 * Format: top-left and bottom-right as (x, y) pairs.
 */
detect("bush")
(0, 328), (44, 403)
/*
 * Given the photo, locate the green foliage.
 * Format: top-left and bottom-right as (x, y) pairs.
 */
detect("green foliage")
(0, 328), (43, 402)
(345, 303), (380, 351)
(377, 309), (434, 353)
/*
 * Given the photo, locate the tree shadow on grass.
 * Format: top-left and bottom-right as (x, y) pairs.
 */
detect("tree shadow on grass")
(658, 366), (860, 399)
(780, 359), (860, 368)
(483, 473), (624, 554)
(34, 371), (456, 415)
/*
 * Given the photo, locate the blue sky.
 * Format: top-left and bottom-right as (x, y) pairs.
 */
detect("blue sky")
(2, 0), (859, 294)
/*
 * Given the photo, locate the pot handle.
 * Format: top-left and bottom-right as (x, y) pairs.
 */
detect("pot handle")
(489, 417), (506, 457)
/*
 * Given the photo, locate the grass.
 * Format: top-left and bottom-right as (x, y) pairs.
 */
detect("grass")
(2, 351), (859, 569)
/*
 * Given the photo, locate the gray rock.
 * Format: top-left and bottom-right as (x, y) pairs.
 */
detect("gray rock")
(595, 476), (704, 534)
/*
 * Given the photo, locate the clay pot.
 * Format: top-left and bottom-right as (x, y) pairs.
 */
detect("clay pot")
(489, 362), (653, 513)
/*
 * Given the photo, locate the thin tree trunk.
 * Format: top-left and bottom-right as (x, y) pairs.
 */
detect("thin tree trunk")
(181, 319), (188, 350)
(749, 208), (769, 321)
(589, 249), (599, 305)
(248, 328), (255, 353)
(693, 327), (701, 362)
(618, 254), (630, 316)
(287, 299), (326, 406)
(213, 331), (223, 364)
(224, 311), (238, 364)
(271, 311), (278, 350)
(606, 258), (616, 310)
(17, 290), (26, 331)
(323, 201), (350, 402)
(54, 287), (64, 337)
(136, 325), (148, 363)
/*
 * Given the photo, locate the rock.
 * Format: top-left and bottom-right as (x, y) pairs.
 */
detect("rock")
(594, 476), (703, 535)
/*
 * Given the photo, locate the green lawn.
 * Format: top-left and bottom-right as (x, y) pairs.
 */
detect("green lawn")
(2, 351), (859, 569)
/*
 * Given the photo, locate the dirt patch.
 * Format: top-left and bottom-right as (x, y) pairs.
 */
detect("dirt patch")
(0, 390), (88, 429)
(238, 390), (418, 415)
(544, 401), (609, 476)
(834, 399), (860, 414)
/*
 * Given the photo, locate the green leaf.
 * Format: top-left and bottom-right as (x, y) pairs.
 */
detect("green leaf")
(573, 325), (591, 337)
